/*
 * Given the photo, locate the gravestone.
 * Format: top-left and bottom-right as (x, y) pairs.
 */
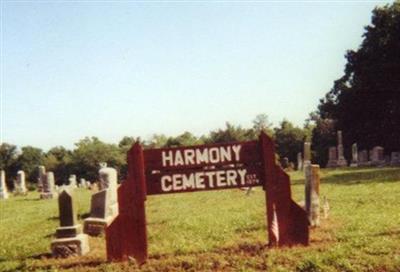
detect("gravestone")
(51, 190), (89, 257)
(391, 152), (400, 166)
(68, 175), (77, 188)
(326, 146), (338, 168)
(297, 152), (303, 171)
(371, 146), (385, 166)
(85, 181), (91, 189)
(358, 150), (369, 166)
(40, 172), (57, 199)
(78, 178), (85, 188)
(303, 142), (311, 167)
(84, 167), (119, 236)
(350, 143), (358, 167)
(305, 164), (320, 227)
(14, 170), (28, 195)
(0, 170), (9, 200)
(336, 131), (348, 167)
(37, 166), (46, 192)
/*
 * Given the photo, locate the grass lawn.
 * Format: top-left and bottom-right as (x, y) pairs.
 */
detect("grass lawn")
(0, 167), (399, 271)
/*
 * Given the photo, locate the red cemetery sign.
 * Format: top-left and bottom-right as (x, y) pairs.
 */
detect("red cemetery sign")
(106, 133), (309, 264)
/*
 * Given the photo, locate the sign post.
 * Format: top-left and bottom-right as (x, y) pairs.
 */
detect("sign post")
(106, 132), (309, 264)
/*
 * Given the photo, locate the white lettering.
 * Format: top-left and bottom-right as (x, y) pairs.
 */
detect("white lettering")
(237, 169), (247, 185)
(219, 147), (232, 162)
(216, 170), (227, 187)
(209, 147), (220, 163)
(161, 175), (172, 191)
(184, 149), (195, 165)
(174, 151), (184, 166)
(226, 170), (238, 186)
(162, 151), (174, 167)
(196, 149), (209, 164)
(232, 145), (242, 161)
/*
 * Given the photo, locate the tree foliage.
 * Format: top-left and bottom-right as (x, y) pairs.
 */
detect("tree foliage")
(274, 120), (308, 163)
(316, 2), (400, 156)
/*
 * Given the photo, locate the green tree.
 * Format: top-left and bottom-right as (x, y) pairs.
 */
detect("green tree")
(15, 146), (44, 182)
(146, 134), (169, 148)
(71, 137), (124, 181)
(0, 143), (18, 171)
(206, 122), (254, 144)
(274, 120), (308, 163)
(165, 132), (203, 147)
(44, 146), (72, 185)
(252, 114), (274, 137)
(316, 2), (400, 153)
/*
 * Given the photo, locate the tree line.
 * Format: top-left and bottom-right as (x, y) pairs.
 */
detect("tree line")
(0, 114), (312, 186)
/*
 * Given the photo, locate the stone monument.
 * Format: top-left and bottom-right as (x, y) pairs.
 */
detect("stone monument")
(297, 152), (303, 171)
(79, 178), (86, 188)
(68, 174), (77, 188)
(370, 146), (385, 166)
(14, 170), (28, 195)
(350, 143), (358, 167)
(0, 170), (9, 200)
(305, 164), (320, 227)
(358, 150), (369, 166)
(326, 146), (338, 168)
(40, 172), (57, 199)
(51, 190), (90, 257)
(37, 166), (46, 192)
(391, 152), (400, 166)
(84, 167), (119, 236)
(303, 142), (311, 167)
(336, 131), (348, 167)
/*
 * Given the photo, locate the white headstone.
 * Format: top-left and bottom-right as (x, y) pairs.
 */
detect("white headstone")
(14, 170), (28, 195)
(83, 167), (119, 236)
(350, 143), (358, 167)
(37, 166), (46, 192)
(68, 174), (77, 188)
(40, 171), (57, 199)
(0, 170), (9, 199)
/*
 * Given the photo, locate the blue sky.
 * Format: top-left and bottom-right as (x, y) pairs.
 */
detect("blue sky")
(1, 1), (392, 150)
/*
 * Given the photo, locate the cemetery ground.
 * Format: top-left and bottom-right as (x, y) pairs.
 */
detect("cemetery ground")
(0, 167), (399, 272)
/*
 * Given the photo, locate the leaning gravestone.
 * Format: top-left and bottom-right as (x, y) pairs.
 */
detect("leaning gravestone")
(305, 164), (320, 227)
(0, 170), (9, 200)
(297, 152), (303, 171)
(391, 152), (400, 166)
(51, 190), (90, 257)
(14, 170), (28, 195)
(336, 131), (348, 167)
(326, 146), (338, 168)
(40, 172), (57, 199)
(350, 143), (358, 167)
(83, 167), (119, 236)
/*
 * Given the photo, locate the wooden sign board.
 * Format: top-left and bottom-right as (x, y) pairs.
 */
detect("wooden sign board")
(144, 141), (262, 195)
(106, 133), (309, 264)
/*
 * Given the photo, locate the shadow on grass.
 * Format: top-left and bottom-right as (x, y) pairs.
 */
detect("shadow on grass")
(291, 167), (400, 186)
(47, 216), (59, 221)
(15, 198), (42, 202)
(79, 212), (90, 220)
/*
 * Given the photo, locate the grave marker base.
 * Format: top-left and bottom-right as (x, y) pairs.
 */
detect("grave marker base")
(51, 233), (89, 258)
